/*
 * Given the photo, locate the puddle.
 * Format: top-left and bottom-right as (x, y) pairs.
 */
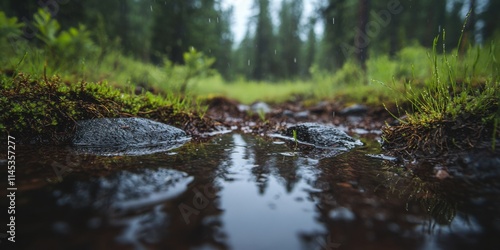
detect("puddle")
(3, 133), (500, 249)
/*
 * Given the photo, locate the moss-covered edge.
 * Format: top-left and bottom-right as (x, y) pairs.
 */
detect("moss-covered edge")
(0, 72), (215, 144)
(382, 116), (498, 158)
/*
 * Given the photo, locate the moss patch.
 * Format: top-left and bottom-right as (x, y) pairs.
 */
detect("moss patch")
(0, 72), (214, 144)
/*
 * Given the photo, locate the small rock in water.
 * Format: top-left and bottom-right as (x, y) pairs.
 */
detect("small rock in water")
(329, 207), (356, 221)
(339, 104), (368, 116)
(294, 110), (310, 119)
(435, 169), (450, 179)
(283, 123), (362, 149)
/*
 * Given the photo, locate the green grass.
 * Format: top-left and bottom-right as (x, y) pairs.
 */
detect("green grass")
(193, 76), (313, 104)
(383, 31), (500, 153)
(193, 45), (433, 106)
(397, 35), (499, 126)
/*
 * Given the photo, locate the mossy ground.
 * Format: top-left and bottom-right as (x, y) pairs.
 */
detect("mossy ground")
(0, 72), (215, 144)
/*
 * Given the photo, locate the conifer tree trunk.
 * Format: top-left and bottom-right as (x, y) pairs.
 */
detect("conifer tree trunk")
(355, 0), (369, 72)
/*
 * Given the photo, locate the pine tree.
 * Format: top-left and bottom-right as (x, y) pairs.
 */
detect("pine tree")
(303, 16), (317, 77)
(277, 0), (303, 79)
(252, 0), (276, 80)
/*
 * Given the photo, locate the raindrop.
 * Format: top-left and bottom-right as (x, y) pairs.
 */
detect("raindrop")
(274, 49), (277, 55)
(209, 18), (211, 23)
(294, 58), (297, 63)
(332, 18), (335, 24)
(438, 25), (441, 33)
(217, 17), (219, 23)
(150, 5), (153, 12)
(247, 60), (251, 66)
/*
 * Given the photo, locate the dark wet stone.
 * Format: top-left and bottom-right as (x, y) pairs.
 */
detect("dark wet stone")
(339, 104), (368, 116)
(283, 110), (295, 117)
(294, 110), (310, 119)
(237, 104), (250, 112)
(282, 123), (363, 149)
(72, 118), (189, 156)
(251, 102), (271, 113)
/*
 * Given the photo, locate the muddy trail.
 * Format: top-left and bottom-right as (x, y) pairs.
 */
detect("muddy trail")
(2, 98), (500, 250)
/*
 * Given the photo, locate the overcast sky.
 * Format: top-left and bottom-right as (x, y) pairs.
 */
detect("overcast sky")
(221, 0), (320, 44)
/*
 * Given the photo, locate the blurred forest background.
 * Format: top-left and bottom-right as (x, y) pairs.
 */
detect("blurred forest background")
(1, 0), (499, 102)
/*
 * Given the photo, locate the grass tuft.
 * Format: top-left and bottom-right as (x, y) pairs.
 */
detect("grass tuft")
(382, 31), (500, 156)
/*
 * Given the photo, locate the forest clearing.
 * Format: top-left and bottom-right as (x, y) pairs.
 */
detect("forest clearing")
(1, 1), (499, 249)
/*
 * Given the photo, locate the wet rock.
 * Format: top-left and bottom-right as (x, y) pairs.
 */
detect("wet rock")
(339, 104), (368, 116)
(237, 104), (250, 112)
(283, 110), (295, 117)
(282, 123), (363, 149)
(329, 207), (356, 221)
(435, 169), (450, 180)
(72, 118), (189, 156)
(294, 110), (310, 119)
(309, 101), (330, 114)
(251, 102), (271, 114)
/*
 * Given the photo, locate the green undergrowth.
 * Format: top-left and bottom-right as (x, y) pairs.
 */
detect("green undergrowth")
(1, 9), (215, 99)
(383, 31), (500, 155)
(194, 45), (433, 105)
(0, 73), (212, 144)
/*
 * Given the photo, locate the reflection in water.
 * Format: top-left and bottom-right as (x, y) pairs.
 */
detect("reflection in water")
(8, 133), (500, 249)
(218, 134), (324, 249)
(54, 168), (193, 212)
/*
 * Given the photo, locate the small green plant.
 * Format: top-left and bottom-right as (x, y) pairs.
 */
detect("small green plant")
(32, 8), (97, 70)
(194, 97), (209, 119)
(292, 129), (298, 150)
(0, 11), (24, 40)
(257, 109), (267, 123)
(172, 47), (216, 94)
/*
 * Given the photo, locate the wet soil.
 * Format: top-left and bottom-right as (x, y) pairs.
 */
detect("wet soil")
(202, 97), (392, 137)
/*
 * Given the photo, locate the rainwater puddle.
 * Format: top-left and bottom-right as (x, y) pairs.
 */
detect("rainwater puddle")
(3, 133), (500, 249)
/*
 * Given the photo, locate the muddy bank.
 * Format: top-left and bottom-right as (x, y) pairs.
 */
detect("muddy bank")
(201, 97), (500, 199)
